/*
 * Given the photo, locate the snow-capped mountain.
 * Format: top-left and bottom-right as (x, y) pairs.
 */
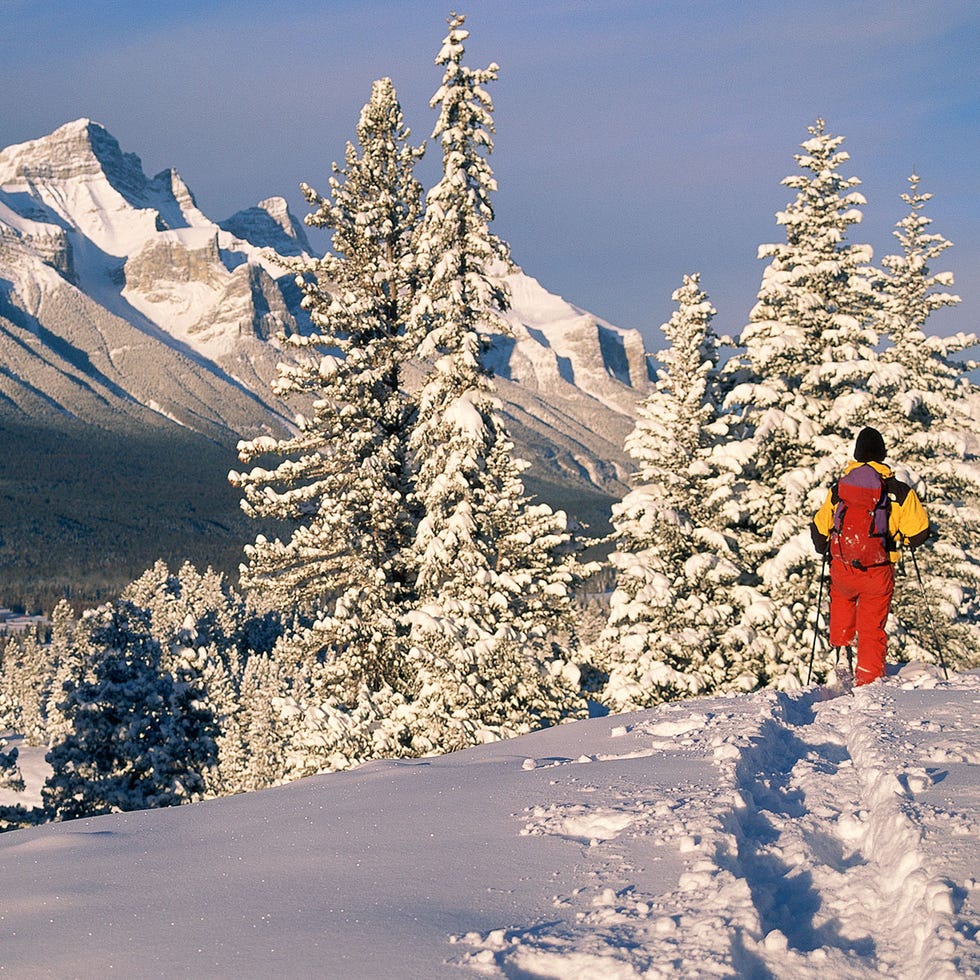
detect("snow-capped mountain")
(0, 119), (650, 495)
(0, 120), (302, 441)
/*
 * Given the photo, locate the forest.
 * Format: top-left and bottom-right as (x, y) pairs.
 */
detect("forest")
(2, 14), (978, 828)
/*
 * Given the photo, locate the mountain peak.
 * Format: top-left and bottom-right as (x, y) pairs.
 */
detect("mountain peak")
(0, 120), (643, 521)
(219, 196), (313, 256)
(0, 119), (147, 199)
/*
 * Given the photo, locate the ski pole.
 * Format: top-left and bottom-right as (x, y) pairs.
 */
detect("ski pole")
(805, 551), (829, 685)
(909, 548), (950, 680)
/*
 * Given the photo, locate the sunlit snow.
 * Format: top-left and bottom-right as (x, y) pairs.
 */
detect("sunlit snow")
(2, 662), (977, 978)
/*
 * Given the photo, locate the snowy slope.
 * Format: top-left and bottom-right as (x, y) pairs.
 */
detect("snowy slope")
(2, 662), (977, 978)
(0, 120), (300, 428)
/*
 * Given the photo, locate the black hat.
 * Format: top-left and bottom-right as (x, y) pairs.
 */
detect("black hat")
(854, 426), (886, 463)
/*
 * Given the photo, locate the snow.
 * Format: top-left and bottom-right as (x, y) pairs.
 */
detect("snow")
(2, 661), (977, 978)
(0, 119), (289, 366)
(498, 266), (647, 416)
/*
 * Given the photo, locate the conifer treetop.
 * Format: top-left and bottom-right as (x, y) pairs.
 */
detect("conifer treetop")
(414, 9), (509, 365)
(231, 76), (421, 618)
(881, 173), (961, 338)
(626, 272), (721, 497)
(730, 118), (880, 439)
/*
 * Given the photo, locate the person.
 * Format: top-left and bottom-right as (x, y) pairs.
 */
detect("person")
(810, 426), (930, 686)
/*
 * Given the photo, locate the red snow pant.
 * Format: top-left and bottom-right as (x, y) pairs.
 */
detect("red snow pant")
(828, 561), (895, 686)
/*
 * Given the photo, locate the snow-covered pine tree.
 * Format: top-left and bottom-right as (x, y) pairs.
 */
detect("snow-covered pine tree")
(754, 121), (875, 352)
(408, 12), (511, 612)
(123, 560), (245, 660)
(121, 561), (267, 796)
(728, 119), (881, 485)
(875, 173), (973, 434)
(279, 681), (410, 778)
(43, 603), (218, 820)
(42, 600), (84, 746)
(870, 175), (980, 670)
(593, 274), (769, 710)
(402, 14), (585, 749)
(725, 120), (884, 683)
(0, 632), (50, 746)
(0, 736), (24, 793)
(231, 653), (292, 793)
(492, 452), (589, 651)
(230, 76), (423, 700)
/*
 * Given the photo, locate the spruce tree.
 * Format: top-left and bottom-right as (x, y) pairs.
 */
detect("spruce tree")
(123, 560), (245, 660)
(403, 14), (585, 746)
(737, 122), (877, 380)
(876, 173), (970, 432)
(43, 600), (84, 746)
(728, 119), (880, 491)
(594, 274), (768, 709)
(0, 633), (49, 746)
(407, 12), (512, 609)
(871, 175), (980, 670)
(232, 653), (292, 792)
(231, 76), (423, 699)
(725, 121), (884, 682)
(121, 561), (259, 795)
(280, 682), (408, 777)
(43, 604), (218, 820)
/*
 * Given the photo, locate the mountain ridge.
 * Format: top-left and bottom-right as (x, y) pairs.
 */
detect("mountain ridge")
(0, 119), (652, 603)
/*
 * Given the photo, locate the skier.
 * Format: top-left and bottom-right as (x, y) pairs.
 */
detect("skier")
(810, 427), (930, 686)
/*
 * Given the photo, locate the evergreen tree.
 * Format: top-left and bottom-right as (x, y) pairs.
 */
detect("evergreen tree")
(594, 274), (769, 709)
(628, 275), (725, 502)
(875, 173), (971, 433)
(233, 653), (292, 793)
(123, 560), (245, 660)
(402, 13), (586, 746)
(0, 661), (11, 734)
(493, 469), (589, 649)
(231, 76), (424, 697)
(728, 120), (880, 495)
(43, 600), (84, 746)
(280, 681), (409, 777)
(407, 12), (512, 608)
(121, 561), (262, 796)
(43, 604), (218, 820)
(0, 633), (50, 746)
(871, 175), (980, 670)
(725, 121), (885, 683)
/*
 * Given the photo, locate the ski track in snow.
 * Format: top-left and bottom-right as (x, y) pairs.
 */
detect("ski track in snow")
(456, 666), (980, 979)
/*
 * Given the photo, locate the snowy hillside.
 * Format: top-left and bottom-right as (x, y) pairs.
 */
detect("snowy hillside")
(0, 119), (297, 438)
(0, 119), (648, 495)
(2, 662), (977, 978)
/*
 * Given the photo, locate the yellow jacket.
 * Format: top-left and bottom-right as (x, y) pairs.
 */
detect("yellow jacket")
(811, 460), (930, 563)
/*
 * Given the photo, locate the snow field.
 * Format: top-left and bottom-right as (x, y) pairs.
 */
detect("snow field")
(457, 664), (979, 978)
(1, 663), (977, 978)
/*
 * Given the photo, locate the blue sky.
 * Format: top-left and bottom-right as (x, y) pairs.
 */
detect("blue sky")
(1, 0), (977, 351)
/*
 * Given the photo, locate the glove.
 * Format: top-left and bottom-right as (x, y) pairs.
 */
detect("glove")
(906, 528), (930, 551)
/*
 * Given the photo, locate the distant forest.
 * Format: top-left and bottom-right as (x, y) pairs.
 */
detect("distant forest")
(0, 416), (254, 612)
(0, 413), (615, 614)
